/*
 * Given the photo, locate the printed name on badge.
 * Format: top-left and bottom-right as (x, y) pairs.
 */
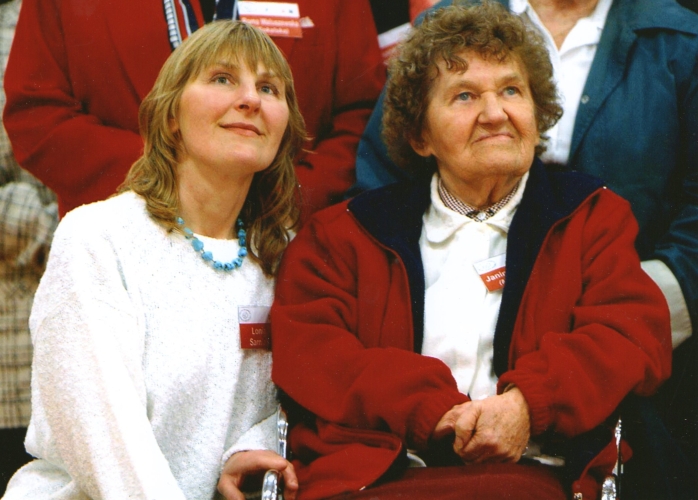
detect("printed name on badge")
(473, 254), (506, 292)
(238, 1), (302, 38)
(238, 305), (271, 350)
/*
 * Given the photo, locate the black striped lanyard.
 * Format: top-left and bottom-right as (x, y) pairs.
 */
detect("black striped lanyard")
(165, 0), (238, 50)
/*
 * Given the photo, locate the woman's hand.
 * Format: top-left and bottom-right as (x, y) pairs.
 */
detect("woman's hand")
(217, 450), (298, 500)
(433, 387), (530, 464)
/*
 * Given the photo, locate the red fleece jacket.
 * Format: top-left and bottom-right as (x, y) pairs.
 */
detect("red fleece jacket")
(271, 185), (671, 499)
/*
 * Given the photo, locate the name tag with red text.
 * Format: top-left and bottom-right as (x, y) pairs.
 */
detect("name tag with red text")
(238, 2), (303, 38)
(473, 254), (506, 292)
(239, 305), (271, 350)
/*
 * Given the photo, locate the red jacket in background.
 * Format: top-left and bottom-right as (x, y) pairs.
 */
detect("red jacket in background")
(3, 0), (385, 219)
(271, 161), (672, 499)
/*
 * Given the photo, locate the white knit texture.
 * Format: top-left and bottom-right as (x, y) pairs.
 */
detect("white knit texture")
(4, 191), (278, 500)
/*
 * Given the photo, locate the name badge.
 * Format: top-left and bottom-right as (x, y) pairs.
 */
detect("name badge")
(238, 2), (303, 38)
(239, 305), (271, 350)
(473, 254), (506, 292)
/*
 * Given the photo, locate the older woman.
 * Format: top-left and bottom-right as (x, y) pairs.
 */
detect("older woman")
(3, 21), (304, 500)
(270, 4), (671, 499)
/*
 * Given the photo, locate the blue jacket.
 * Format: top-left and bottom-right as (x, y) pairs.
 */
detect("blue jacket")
(351, 0), (698, 331)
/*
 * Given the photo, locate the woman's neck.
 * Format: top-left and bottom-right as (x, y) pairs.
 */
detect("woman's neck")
(441, 174), (522, 211)
(177, 164), (253, 239)
(529, 0), (600, 49)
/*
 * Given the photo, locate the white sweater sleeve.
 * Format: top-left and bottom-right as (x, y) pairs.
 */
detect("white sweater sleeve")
(26, 210), (187, 500)
(220, 411), (278, 468)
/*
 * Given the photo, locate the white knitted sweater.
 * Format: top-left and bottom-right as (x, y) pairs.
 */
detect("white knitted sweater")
(3, 192), (278, 500)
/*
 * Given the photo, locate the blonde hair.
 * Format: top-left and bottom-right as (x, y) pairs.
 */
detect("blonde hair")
(383, 2), (562, 172)
(121, 21), (306, 276)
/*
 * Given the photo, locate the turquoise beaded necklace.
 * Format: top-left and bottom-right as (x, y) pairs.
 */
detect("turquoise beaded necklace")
(176, 217), (247, 272)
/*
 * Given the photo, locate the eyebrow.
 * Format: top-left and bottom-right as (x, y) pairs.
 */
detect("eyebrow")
(445, 72), (527, 92)
(257, 70), (282, 83)
(210, 61), (281, 81)
(210, 61), (240, 72)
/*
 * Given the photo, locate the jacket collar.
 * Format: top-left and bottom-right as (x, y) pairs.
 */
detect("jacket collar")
(348, 159), (604, 372)
(349, 171), (433, 352)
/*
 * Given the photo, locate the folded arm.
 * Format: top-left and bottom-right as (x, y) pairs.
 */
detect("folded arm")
(499, 191), (672, 438)
(271, 209), (467, 451)
(649, 57), (698, 346)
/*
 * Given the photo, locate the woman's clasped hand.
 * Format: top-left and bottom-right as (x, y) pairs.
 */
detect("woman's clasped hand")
(434, 387), (531, 464)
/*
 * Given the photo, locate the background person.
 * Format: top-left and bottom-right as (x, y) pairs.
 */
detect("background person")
(271, 4), (671, 499)
(3, 0), (384, 221)
(0, 0), (57, 494)
(3, 21), (303, 500)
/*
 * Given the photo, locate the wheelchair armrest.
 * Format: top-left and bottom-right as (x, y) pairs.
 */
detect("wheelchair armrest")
(277, 406), (288, 459)
(262, 470), (281, 500)
(261, 406), (289, 500)
(600, 417), (623, 500)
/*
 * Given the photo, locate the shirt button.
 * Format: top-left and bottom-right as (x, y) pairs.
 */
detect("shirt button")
(580, 95), (590, 104)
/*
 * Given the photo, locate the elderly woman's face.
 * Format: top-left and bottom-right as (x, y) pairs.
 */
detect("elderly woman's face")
(175, 60), (289, 177)
(413, 51), (539, 187)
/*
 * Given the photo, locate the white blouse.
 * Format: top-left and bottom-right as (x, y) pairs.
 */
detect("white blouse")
(420, 172), (528, 400)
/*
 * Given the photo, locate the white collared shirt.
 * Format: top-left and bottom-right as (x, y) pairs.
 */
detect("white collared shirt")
(510, 0), (613, 165)
(420, 172), (529, 400)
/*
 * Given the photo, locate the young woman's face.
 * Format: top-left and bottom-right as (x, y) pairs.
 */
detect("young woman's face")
(175, 60), (289, 181)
